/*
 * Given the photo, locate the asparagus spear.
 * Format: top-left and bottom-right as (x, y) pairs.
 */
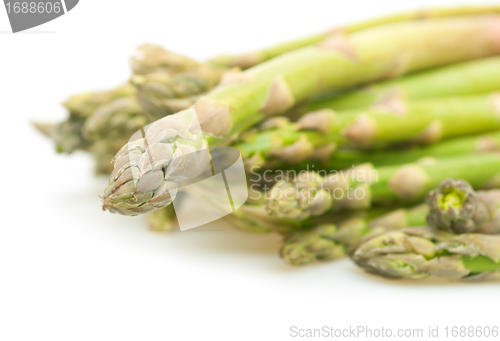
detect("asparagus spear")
(34, 95), (149, 174)
(281, 204), (428, 265)
(87, 47), (227, 171)
(147, 189), (394, 235)
(222, 204), (305, 234)
(82, 97), (148, 143)
(48, 118), (89, 154)
(131, 66), (226, 121)
(61, 83), (137, 119)
(44, 9), (500, 143)
(103, 16), (500, 216)
(265, 153), (500, 220)
(351, 228), (500, 281)
(33, 83), (138, 157)
(324, 131), (500, 170)
(34, 46), (223, 174)
(309, 56), (500, 111)
(280, 224), (346, 265)
(210, 5), (500, 69)
(39, 84), (137, 154)
(426, 179), (500, 234)
(281, 178), (500, 265)
(238, 93), (500, 169)
(80, 96), (150, 173)
(34, 44), (207, 153)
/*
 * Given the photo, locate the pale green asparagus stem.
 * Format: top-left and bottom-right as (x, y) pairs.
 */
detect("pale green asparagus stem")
(281, 204), (428, 265)
(80, 96), (150, 174)
(238, 93), (500, 170)
(50, 118), (90, 154)
(324, 131), (500, 170)
(36, 46), (219, 173)
(223, 204), (303, 234)
(32, 83), (136, 155)
(309, 55), (500, 111)
(224, 200), (393, 235)
(144, 186), (313, 234)
(38, 45), (206, 155)
(426, 179), (500, 234)
(280, 224), (346, 265)
(103, 16), (500, 216)
(62, 84), (137, 119)
(82, 97), (148, 143)
(210, 5), (500, 69)
(131, 65), (226, 121)
(351, 228), (500, 281)
(265, 153), (500, 220)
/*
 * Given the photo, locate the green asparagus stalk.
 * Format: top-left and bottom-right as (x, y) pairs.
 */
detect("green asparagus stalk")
(131, 66), (226, 121)
(140, 188), (277, 233)
(40, 83), (136, 154)
(144, 186), (311, 234)
(43, 12), (500, 151)
(103, 16), (500, 216)
(32, 83), (136, 158)
(223, 199), (394, 235)
(35, 45), (223, 174)
(324, 131), (500, 170)
(80, 96), (150, 174)
(129, 44), (230, 121)
(265, 153), (500, 220)
(426, 179), (500, 234)
(118, 167), (391, 235)
(49, 118), (89, 154)
(82, 97), (148, 143)
(238, 93), (500, 170)
(210, 5), (500, 69)
(34, 44), (206, 154)
(34, 95), (149, 175)
(281, 204), (428, 265)
(280, 224), (346, 265)
(351, 228), (500, 281)
(222, 204), (304, 234)
(62, 83), (137, 119)
(309, 56), (500, 111)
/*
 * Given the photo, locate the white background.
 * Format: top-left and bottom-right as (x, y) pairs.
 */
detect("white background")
(1, 1), (499, 340)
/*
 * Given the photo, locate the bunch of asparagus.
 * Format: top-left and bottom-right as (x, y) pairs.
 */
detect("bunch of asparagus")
(35, 5), (500, 281)
(281, 179), (500, 279)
